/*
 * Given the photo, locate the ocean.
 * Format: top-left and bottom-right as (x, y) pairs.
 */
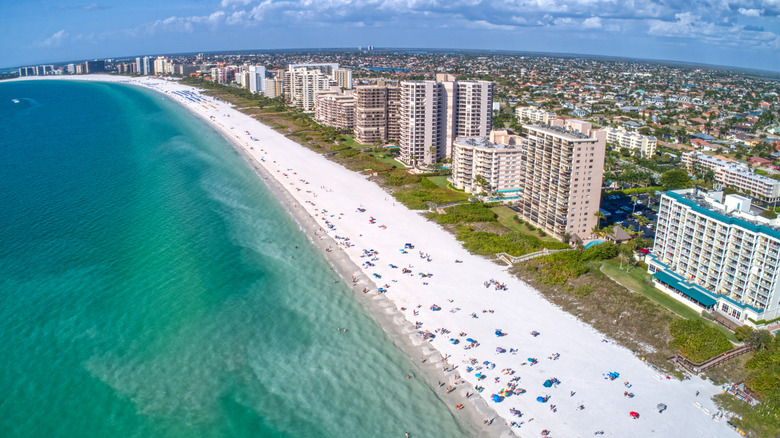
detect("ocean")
(0, 80), (466, 437)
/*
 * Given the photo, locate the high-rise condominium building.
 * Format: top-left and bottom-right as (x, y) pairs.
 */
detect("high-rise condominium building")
(84, 60), (106, 74)
(141, 56), (154, 75)
(264, 78), (284, 99)
(648, 189), (780, 324)
(602, 126), (657, 158)
(285, 66), (333, 111)
(399, 74), (493, 166)
(353, 83), (400, 145)
(450, 130), (524, 199)
(315, 90), (355, 131)
(399, 80), (444, 166)
(515, 120), (606, 239)
(248, 66), (266, 95)
(335, 69), (353, 89)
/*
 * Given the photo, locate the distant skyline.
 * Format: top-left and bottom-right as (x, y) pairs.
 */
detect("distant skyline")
(3, 0), (780, 73)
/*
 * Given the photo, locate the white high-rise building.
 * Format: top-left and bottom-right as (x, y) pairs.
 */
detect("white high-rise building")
(649, 189), (780, 324)
(285, 66), (333, 111)
(399, 74), (493, 167)
(248, 66), (266, 95)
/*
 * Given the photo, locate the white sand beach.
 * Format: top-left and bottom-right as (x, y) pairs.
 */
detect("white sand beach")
(28, 75), (736, 437)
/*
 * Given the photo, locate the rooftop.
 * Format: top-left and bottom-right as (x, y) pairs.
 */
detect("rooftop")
(668, 189), (780, 240)
(525, 123), (595, 141)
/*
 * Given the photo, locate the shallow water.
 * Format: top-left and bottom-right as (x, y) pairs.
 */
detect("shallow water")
(0, 80), (467, 437)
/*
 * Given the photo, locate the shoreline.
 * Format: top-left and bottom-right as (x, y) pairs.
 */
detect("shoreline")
(11, 75), (735, 437)
(206, 96), (509, 438)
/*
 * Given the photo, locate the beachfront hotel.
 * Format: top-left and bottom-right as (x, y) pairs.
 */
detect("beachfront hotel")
(515, 106), (557, 125)
(648, 189), (780, 325)
(682, 152), (780, 203)
(515, 120), (606, 239)
(399, 74), (493, 166)
(450, 130), (524, 199)
(353, 82), (400, 145)
(314, 90), (355, 131)
(602, 126), (657, 158)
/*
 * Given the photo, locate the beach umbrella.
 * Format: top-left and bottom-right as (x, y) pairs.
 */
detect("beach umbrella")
(543, 380), (553, 388)
(657, 403), (667, 412)
(630, 411), (640, 419)
(466, 338), (476, 343)
(492, 394), (502, 403)
(430, 305), (441, 311)
(536, 396), (546, 403)
(487, 363), (495, 370)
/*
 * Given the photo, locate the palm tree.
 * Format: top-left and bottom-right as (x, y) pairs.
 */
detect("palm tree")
(631, 195), (639, 214)
(594, 211), (606, 229)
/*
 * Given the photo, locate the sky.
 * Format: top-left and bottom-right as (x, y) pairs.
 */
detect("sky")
(2, 0), (780, 73)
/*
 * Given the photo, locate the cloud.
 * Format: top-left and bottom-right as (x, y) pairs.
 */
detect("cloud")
(40, 29), (69, 47)
(582, 16), (602, 29)
(738, 8), (763, 17)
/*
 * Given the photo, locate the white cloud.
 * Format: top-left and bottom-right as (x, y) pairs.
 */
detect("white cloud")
(221, 0), (253, 7)
(41, 29), (69, 47)
(737, 7), (763, 17)
(582, 16), (602, 29)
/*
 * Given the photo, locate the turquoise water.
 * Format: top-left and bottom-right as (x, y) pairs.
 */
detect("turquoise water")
(0, 80), (466, 437)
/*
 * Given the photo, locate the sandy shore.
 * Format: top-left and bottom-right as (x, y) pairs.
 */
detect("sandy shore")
(21, 75), (736, 437)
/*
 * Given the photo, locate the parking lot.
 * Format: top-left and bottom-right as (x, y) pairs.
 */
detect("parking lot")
(599, 192), (657, 240)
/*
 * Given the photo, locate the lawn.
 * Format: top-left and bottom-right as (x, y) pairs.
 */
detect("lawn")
(600, 259), (700, 319)
(337, 134), (364, 149)
(372, 153), (406, 168)
(601, 259), (738, 343)
(491, 206), (561, 242)
(426, 175), (451, 189)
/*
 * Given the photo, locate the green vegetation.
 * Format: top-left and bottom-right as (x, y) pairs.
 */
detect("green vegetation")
(600, 259), (702, 319)
(661, 168), (693, 190)
(432, 203), (498, 224)
(715, 334), (780, 438)
(526, 243), (619, 286)
(669, 319), (732, 362)
(605, 186), (663, 196)
(393, 188), (469, 210)
(455, 226), (567, 257)
(760, 209), (777, 219)
(426, 175), (452, 189)
(491, 206), (561, 243)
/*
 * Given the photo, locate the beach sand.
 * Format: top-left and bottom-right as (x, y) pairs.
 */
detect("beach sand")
(25, 75), (735, 437)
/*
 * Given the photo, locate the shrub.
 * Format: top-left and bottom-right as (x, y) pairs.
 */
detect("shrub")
(669, 319), (732, 362)
(383, 169), (421, 186)
(455, 226), (567, 257)
(573, 284), (594, 297)
(434, 203), (497, 224)
(536, 251), (589, 285)
(734, 325), (753, 342)
(581, 242), (618, 261)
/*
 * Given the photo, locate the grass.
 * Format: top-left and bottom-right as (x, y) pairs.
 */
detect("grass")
(601, 259), (738, 343)
(372, 153), (407, 168)
(601, 259), (702, 319)
(337, 134), (363, 149)
(426, 175), (451, 189)
(491, 206), (561, 242)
